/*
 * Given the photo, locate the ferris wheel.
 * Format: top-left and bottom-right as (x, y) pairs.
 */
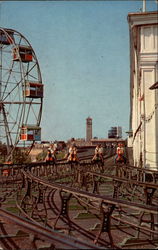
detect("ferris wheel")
(0, 27), (43, 160)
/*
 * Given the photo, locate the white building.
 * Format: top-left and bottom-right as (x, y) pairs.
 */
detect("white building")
(128, 11), (158, 170)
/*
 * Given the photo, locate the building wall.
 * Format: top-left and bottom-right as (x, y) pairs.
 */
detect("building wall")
(128, 12), (158, 170)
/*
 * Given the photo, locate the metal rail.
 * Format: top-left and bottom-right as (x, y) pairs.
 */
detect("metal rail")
(0, 208), (103, 249)
(0, 147), (158, 249)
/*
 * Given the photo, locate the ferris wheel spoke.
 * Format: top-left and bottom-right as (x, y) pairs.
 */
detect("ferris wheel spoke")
(3, 74), (24, 101)
(27, 72), (39, 81)
(2, 67), (23, 101)
(0, 103), (13, 148)
(17, 35), (22, 46)
(1, 62), (15, 99)
(30, 104), (39, 121)
(25, 101), (33, 123)
(4, 103), (22, 133)
(26, 62), (37, 73)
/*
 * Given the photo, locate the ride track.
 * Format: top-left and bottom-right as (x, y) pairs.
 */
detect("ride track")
(0, 147), (158, 249)
(0, 208), (102, 250)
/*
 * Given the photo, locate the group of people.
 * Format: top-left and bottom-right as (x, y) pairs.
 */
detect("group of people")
(65, 143), (104, 164)
(45, 142), (126, 165)
(92, 143), (127, 165)
(45, 143), (79, 163)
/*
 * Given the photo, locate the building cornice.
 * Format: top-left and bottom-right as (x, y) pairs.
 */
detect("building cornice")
(139, 53), (158, 65)
(127, 11), (158, 27)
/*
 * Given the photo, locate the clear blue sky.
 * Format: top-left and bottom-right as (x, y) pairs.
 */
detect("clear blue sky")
(0, 1), (157, 141)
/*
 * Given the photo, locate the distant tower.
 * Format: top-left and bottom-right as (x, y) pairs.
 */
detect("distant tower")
(86, 117), (92, 142)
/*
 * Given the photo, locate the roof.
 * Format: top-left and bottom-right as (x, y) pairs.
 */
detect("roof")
(91, 138), (125, 143)
(149, 81), (158, 90)
(127, 11), (158, 25)
(22, 125), (41, 130)
(128, 11), (158, 17)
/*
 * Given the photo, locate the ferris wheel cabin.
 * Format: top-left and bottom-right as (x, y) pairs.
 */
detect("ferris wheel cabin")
(24, 81), (44, 98)
(0, 30), (14, 45)
(20, 125), (41, 141)
(12, 45), (33, 62)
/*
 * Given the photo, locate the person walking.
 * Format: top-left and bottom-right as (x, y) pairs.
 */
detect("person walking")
(45, 148), (55, 163)
(98, 144), (104, 163)
(115, 143), (126, 164)
(67, 144), (79, 162)
(92, 145), (100, 161)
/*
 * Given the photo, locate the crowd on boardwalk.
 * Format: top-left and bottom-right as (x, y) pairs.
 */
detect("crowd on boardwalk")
(45, 142), (126, 165)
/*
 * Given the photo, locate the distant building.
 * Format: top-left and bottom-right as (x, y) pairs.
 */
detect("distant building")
(91, 138), (126, 147)
(108, 126), (122, 139)
(86, 117), (92, 142)
(128, 11), (158, 170)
